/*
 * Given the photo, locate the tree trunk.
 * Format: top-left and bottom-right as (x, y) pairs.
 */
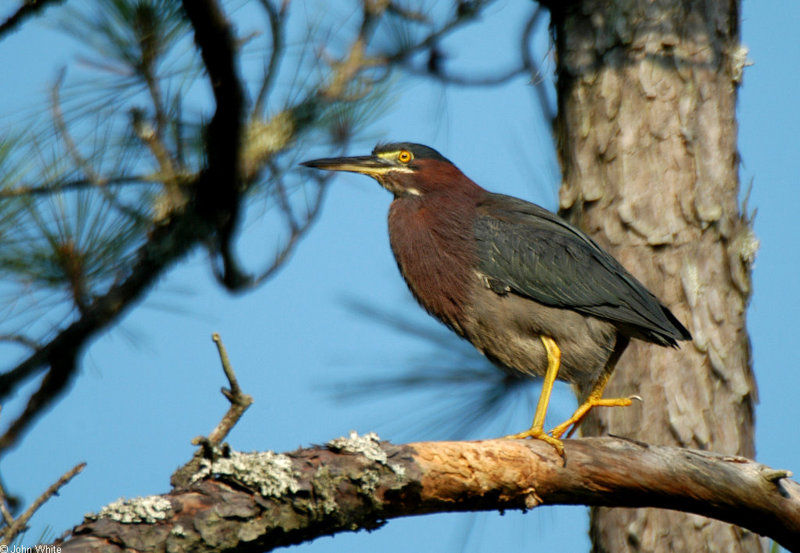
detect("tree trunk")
(547, 1), (763, 551)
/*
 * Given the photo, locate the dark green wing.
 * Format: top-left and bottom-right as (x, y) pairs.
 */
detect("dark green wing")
(474, 193), (691, 346)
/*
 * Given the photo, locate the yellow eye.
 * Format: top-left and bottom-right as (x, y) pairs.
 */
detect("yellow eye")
(397, 150), (412, 163)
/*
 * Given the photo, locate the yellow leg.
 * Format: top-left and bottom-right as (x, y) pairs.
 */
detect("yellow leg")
(505, 336), (565, 455)
(549, 369), (634, 440)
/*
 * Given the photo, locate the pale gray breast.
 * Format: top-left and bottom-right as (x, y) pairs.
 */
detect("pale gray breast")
(462, 270), (618, 395)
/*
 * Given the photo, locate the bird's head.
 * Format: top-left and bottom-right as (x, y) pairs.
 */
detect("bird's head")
(301, 142), (473, 198)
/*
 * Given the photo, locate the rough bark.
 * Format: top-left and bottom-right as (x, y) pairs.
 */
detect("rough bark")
(56, 436), (798, 553)
(547, 1), (760, 551)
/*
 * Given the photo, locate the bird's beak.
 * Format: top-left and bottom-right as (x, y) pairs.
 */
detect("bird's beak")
(300, 155), (397, 177)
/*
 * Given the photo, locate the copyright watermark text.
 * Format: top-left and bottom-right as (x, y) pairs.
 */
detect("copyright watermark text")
(0, 545), (62, 553)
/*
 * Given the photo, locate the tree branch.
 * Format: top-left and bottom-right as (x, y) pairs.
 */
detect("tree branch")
(0, 0), (249, 455)
(0, 209), (211, 452)
(181, 0), (246, 290)
(57, 436), (799, 552)
(1, 462), (85, 545)
(181, 0), (244, 214)
(0, 0), (67, 40)
(0, 0), (538, 464)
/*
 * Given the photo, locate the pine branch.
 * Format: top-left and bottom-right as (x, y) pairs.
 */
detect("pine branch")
(56, 436), (799, 552)
(0, 0), (249, 454)
(0, 0), (67, 40)
(1, 462), (85, 545)
(0, 0), (517, 459)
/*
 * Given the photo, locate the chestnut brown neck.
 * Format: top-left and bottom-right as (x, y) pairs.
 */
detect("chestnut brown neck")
(386, 167), (486, 335)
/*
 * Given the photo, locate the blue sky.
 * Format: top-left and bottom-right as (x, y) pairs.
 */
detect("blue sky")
(0, 1), (798, 551)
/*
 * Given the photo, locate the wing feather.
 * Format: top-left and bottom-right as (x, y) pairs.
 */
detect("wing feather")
(474, 194), (690, 345)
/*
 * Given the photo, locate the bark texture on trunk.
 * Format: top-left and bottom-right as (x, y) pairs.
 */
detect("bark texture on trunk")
(547, 1), (763, 551)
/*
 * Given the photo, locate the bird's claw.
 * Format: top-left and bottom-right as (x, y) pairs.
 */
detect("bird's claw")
(549, 395), (639, 439)
(505, 428), (565, 457)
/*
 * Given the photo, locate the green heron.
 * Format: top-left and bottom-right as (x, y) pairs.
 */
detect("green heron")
(302, 142), (691, 453)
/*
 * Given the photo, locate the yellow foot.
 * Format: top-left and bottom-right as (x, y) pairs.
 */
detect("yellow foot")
(550, 396), (639, 439)
(505, 427), (564, 456)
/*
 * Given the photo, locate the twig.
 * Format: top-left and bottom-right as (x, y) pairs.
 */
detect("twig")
(383, 2), (488, 64)
(405, 64), (527, 86)
(131, 109), (178, 186)
(51, 71), (103, 186)
(520, 7), (555, 126)
(0, 493), (14, 528)
(205, 332), (253, 446)
(0, 427), (16, 528)
(246, 171), (330, 288)
(387, 1), (429, 22)
(0, 335), (40, 351)
(273, 174), (300, 233)
(0, 175), (154, 200)
(171, 334), (253, 488)
(51, 72), (150, 222)
(253, 0), (286, 116)
(1, 462), (85, 545)
(141, 50), (169, 146)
